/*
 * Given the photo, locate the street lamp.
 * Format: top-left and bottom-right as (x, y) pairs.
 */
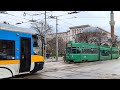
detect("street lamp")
(49, 15), (58, 62)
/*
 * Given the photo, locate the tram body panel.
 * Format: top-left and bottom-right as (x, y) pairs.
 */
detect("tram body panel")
(0, 68), (12, 79)
(0, 63), (20, 78)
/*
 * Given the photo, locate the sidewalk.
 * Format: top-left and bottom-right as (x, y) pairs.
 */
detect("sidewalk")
(45, 57), (64, 62)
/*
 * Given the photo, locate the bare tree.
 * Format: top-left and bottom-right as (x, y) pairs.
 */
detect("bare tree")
(30, 21), (53, 55)
(75, 31), (108, 46)
(111, 37), (119, 47)
(74, 26), (113, 46)
(58, 37), (67, 56)
(117, 37), (120, 45)
(47, 37), (67, 56)
(31, 21), (53, 36)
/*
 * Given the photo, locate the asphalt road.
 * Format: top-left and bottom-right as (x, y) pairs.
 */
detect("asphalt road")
(10, 59), (120, 79)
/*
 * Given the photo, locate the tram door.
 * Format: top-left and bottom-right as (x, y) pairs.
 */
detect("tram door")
(19, 37), (31, 72)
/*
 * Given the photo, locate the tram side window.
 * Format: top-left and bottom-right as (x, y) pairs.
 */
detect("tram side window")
(101, 50), (105, 56)
(106, 50), (110, 56)
(112, 50), (118, 54)
(82, 47), (90, 54)
(112, 50), (114, 54)
(91, 48), (94, 54)
(0, 40), (15, 60)
(108, 50), (110, 55)
(101, 50), (109, 56)
(84, 48), (87, 54)
(82, 47), (84, 54)
(93, 48), (97, 54)
(86, 48), (88, 54)
(76, 47), (81, 54)
(88, 48), (91, 54)
(95, 48), (98, 54)
(112, 51), (114, 54)
(101, 50), (103, 56)
(116, 51), (118, 54)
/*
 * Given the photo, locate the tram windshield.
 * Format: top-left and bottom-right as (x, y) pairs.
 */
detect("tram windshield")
(66, 47), (71, 54)
(66, 47), (81, 54)
(32, 35), (42, 55)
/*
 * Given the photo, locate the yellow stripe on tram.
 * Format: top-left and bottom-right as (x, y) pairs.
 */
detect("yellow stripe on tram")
(0, 55), (44, 65)
(0, 60), (20, 64)
(31, 55), (44, 62)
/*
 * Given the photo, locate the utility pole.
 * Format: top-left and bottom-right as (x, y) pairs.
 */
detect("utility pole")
(109, 11), (115, 43)
(41, 22), (43, 56)
(44, 11), (47, 60)
(49, 15), (58, 61)
(56, 16), (58, 62)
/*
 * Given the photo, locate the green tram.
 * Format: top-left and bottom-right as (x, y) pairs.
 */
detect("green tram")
(65, 41), (119, 62)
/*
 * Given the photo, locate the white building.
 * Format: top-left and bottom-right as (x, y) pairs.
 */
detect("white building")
(46, 24), (118, 43)
(68, 25), (91, 41)
(47, 25), (90, 42)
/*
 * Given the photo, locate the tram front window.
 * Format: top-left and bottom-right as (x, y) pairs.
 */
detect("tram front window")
(0, 40), (15, 60)
(71, 47), (76, 54)
(33, 36), (42, 55)
(66, 47), (71, 54)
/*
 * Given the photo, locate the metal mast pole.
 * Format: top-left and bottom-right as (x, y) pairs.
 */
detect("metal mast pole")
(56, 16), (58, 61)
(44, 11), (47, 59)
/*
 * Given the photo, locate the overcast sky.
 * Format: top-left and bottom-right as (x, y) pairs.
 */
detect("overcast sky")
(0, 11), (120, 37)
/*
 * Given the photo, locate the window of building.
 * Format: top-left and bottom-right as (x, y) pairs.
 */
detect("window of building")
(76, 29), (78, 34)
(81, 30), (83, 33)
(0, 40), (15, 60)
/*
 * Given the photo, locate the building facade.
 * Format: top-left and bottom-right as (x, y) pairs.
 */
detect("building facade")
(46, 25), (118, 43)
(46, 25), (90, 42)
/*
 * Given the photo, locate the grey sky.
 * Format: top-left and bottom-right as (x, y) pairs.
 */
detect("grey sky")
(0, 11), (120, 37)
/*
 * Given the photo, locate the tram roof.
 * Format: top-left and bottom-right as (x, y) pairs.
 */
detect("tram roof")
(0, 23), (37, 35)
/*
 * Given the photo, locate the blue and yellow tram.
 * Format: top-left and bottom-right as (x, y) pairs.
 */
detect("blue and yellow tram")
(0, 23), (44, 79)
